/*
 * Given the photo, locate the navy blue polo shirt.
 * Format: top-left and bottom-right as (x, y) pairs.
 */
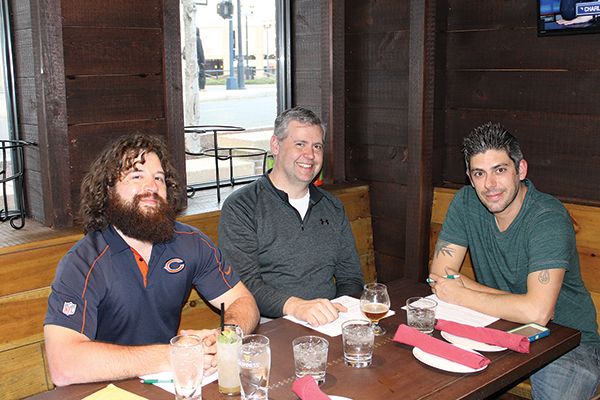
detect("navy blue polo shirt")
(45, 222), (240, 345)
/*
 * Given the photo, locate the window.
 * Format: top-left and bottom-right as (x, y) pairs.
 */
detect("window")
(0, 0), (26, 229)
(180, 0), (290, 195)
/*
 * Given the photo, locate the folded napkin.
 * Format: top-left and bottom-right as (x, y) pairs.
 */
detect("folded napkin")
(436, 319), (529, 353)
(292, 376), (331, 400)
(394, 324), (490, 370)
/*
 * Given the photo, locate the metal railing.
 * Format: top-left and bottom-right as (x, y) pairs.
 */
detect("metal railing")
(1, 139), (33, 229)
(184, 125), (267, 202)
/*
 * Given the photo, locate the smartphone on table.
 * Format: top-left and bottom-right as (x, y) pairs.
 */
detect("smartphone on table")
(507, 323), (550, 341)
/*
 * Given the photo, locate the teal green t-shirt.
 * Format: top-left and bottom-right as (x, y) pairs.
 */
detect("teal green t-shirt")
(439, 179), (600, 348)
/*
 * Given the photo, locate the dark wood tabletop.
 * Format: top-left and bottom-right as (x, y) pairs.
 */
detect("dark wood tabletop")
(27, 278), (581, 400)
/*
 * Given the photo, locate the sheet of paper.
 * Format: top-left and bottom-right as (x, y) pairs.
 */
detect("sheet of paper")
(402, 294), (499, 327)
(283, 295), (395, 337)
(139, 370), (218, 395)
(82, 384), (148, 400)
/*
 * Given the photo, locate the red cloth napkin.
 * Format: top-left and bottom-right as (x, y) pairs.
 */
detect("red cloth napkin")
(436, 319), (529, 353)
(394, 324), (490, 370)
(292, 376), (331, 400)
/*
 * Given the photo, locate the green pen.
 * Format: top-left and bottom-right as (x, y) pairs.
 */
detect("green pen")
(140, 379), (173, 384)
(426, 274), (460, 284)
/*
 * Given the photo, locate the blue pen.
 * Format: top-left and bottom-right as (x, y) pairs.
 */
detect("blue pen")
(426, 274), (460, 284)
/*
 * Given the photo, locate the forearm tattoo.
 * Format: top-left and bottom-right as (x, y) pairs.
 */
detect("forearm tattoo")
(538, 270), (550, 284)
(435, 239), (456, 259)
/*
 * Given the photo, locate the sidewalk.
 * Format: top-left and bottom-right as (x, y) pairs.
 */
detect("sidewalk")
(197, 84), (276, 103)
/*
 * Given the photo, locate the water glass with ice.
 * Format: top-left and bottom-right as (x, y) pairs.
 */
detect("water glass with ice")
(238, 334), (271, 400)
(341, 319), (375, 368)
(170, 334), (205, 400)
(292, 336), (329, 385)
(406, 296), (437, 334)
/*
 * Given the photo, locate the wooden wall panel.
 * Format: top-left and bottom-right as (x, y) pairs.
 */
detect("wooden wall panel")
(345, 0), (410, 33)
(62, 28), (163, 76)
(446, 0), (531, 30)
(447, 70), (600, 114)
(375, 252), (405, 283)
(68, 120), (167, 171)
(443, 0), (600, 208)
(369, 181), (407, 222)
(346, 70), (408, 109)
(346, 31), (410, 71)
(65, 75), (164, 125)
(61, 0), (162, 28)
(344, 0), (418, 283)
(346, 143), (407, 184)
(345, 107), (407, 147)
(447, 29), (600, 71)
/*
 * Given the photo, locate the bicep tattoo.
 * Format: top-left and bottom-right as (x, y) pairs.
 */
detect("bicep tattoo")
(434, 239), (456, 259)
(538, 270), (550, 285)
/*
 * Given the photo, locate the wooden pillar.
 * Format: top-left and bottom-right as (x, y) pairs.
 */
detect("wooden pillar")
(321, 0), (345, 183)
(405, 0), (436, 281)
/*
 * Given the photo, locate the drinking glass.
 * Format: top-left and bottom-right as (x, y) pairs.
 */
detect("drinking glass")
(292, 336), (329, 385)
(217, 324), (244, 395)
(406, 296), (437, 334)
(238, 334), (271, 400)
(341, 319), (375, 368)
(170, 334), (205, 400)
(360, 282), (391, 335)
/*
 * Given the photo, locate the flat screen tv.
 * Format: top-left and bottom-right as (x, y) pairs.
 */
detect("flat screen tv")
(538, 0), (600, 36)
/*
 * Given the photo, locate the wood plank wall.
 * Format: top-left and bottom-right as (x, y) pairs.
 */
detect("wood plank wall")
(12, 0), (185, 228)
(442, 0), (600, 206)
(344, 1), (413, 282)
(62, 0), (185, 225)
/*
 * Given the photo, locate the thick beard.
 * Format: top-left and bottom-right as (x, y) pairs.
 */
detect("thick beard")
(106, 192), (176, 244)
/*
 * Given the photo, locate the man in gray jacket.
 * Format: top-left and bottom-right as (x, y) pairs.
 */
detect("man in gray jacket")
(218, 107), (364, 327)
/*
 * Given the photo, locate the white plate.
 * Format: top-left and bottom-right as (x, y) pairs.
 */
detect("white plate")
(412, 347), (487, 373)
(441, 331), (506, 352)
(329, 396), (353, 400)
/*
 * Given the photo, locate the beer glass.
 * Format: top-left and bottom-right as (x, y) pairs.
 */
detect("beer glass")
(360, 282), (391, 335)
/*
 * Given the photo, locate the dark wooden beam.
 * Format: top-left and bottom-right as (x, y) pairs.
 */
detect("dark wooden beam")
(405, 0), (436, 281)
(321, 0), (345, 183)
(163, 0), (186, 201)
(36, 0), (72, 228)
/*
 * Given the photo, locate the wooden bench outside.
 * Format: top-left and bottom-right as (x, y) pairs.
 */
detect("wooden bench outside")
(430, 187), (600, 398)
(0, 183), (374, 400)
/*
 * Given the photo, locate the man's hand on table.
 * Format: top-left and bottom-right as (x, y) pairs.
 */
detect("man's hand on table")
(180, 329), (219, 376)
(283, 297), (348, 327)
(428, 267), (467, 304)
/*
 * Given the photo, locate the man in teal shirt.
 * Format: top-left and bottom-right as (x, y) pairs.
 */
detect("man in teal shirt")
(429, 122), (600, 400)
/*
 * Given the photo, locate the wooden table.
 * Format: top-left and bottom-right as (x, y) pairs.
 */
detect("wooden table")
(27, 278), (581, 400)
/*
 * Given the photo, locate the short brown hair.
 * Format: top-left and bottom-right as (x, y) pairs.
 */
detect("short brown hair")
(79, 133), (184, 233)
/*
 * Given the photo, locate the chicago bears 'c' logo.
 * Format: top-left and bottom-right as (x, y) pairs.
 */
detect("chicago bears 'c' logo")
(164, 258), (185, 273)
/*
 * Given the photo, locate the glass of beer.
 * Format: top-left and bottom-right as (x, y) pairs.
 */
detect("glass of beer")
(360, 283), (391, 335)
(217, 324), (244, 395)
(237, 334), (271, 400)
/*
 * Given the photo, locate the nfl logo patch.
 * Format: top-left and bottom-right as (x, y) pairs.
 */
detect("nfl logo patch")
(62, 301), (77, 316)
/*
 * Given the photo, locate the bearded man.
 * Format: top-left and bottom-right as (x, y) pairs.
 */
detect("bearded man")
(44, 133), (259, 387)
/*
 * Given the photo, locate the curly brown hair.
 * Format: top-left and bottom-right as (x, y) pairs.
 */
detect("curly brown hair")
(79, 133), (185, 233)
